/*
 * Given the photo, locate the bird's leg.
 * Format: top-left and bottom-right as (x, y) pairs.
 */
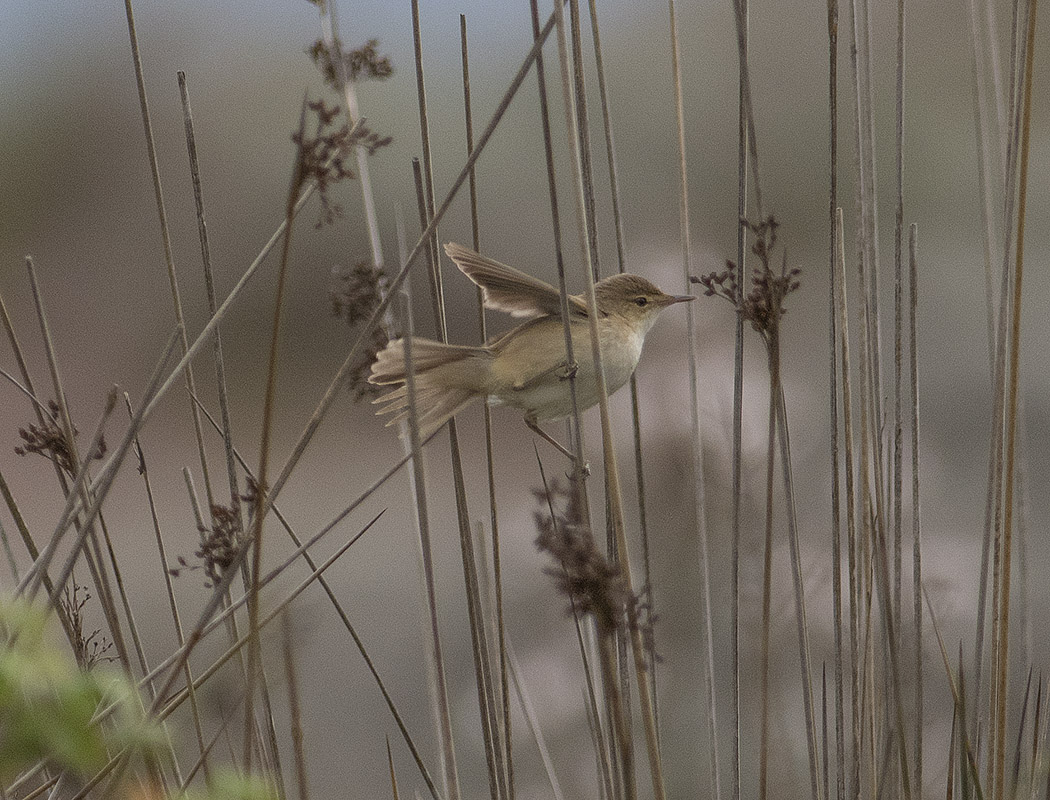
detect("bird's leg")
(524, 416), (590, 476)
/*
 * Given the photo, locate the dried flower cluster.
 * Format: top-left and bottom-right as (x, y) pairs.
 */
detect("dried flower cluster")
(330, 260), (389, 400)
(291, 98), (392, 228)
(14, 400), (106, 477)
(61, 583), (114, 671)
(170, 480), (258, 587)
(308, 38), (394, 88)
(693, 215), (801, 344)
(534, 479), (655, 653)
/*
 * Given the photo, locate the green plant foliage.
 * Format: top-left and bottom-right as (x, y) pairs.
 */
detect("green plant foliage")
(187, 770), (279, 800)
(0, 599), (161, 782)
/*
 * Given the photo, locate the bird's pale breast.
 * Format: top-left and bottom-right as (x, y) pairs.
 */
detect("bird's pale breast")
(487, 316), (645, 421)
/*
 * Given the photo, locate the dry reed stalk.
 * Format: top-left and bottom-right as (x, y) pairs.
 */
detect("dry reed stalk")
(667, 4), (720, 797)
(835, 209), (862, 800)
(128, 395), (209, 780)
(122, 0), (216, 514)
(407, 19), (505, 780)
(993, 2), (1039, 795)
(459, 20), (512, 795)
(177, 71), (245, 533)
(555, 1), (664, 796)
(826, 8), (848, 800)
(400, 284), (460, 800)
(908, 223), (924, 794)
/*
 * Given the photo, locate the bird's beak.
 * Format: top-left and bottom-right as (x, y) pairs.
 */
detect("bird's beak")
(661, 294), (696, 306)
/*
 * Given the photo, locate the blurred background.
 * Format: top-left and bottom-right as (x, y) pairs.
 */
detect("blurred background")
(1, 0), (1048, 797)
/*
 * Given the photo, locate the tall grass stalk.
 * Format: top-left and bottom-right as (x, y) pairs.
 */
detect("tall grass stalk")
(908, 223), (924, 796)
(121, 0), (216, 515)
(667, 2), (720, 797)
(534, 451), (616, 798)
(585, 0), (659, 738)
(316, 0), (386, 269)
(385, 736), (402, 800)
(130, 393), (210, 780)
(130, 418), (440, 797)
(555, 1), (664, 796)
(979, 0), (1028, 773)
(892, 0), (906, 646)
(834, 208), (862, 800)
(993, 2), (1038, 796)
(728, 1), (750, 793)
(967, 0), (1004, 765)
(967, 0), (1003, 362)
(407, 16), (506, 779)
(771, 329), (823, 800)
(26, 329), (182, 608)
(176, 71), (245, 532)
(0, 290), (76, 636)
(23, 258), (129, 672)
(758, 369), (776, 800)
(848, 0), (885, 500)
(826, 7), (848, 800)
(459, 20), (512, 795)
(526, 0), (590, 491)
(925, 594), (984, 796)
(507, 641), (567, 800)
(400, 282), (460, 800)
(281, 613), (310, 800)
(154, 507), (384, 720)
(241, 94), (316, 770)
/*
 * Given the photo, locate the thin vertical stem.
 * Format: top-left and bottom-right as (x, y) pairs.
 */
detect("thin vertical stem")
(554, 1), (664, 796)
(835, 209), (862, 800)
(243, 98), (308, 768)
(586, 0), (658, 732)
(21, 259), (131, 675)
(730, 1), (748, 797)
(281, 614), (310, 800)
(409, 12), (503, 795)
(177, 71), (244, 531)
(823, 666), (831, 800)
(908, 224), (924, 799)
(994, 2), (1038, 795)
(128, 394), (209, 781)
(400, 290), (460, 800)
(122, 0), (215, 514)
(828, 5), (847, 799)
(526, 0), (590, 504)
(668, 3), (720, 798)
(316, 1), (385, 270)
(507, 642), (567, 800)
(197, 389), (444, 800)
(967, 0), (1003, 365)
(460, 17), (511, 799)
(892, 0), (906, 644)
(979, 0), (1027, 761)
(770, 343), (824, 800)
(758, 385), (776, 800)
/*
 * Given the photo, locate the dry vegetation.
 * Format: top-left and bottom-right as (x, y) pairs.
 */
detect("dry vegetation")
(0, 0), (1044, 798)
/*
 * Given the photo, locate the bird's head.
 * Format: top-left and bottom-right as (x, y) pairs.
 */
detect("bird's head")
(594, 274), (694, 333)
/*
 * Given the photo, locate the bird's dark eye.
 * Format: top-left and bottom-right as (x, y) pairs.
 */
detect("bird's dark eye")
(634, 296), (649, 307)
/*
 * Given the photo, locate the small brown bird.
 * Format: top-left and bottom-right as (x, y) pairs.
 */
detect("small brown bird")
(369, 242), (693, 453)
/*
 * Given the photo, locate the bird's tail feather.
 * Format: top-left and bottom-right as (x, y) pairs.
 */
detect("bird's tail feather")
(369, 337), (490, 438)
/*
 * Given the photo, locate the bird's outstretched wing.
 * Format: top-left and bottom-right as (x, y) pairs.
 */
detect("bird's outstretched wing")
(444, 242), (588, 319)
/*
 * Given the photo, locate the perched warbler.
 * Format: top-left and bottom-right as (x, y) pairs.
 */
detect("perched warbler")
(369, 242), (693, 452)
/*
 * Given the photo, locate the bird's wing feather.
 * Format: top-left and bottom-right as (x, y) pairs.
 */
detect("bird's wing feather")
(444, 242), (588, 318)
